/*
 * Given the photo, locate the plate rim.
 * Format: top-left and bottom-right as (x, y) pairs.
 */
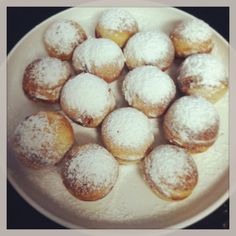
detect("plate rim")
(7, 6), (229, 229)
(7, 171), (229, 229)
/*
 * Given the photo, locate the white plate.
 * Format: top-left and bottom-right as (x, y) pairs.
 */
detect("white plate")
(7, 7), (229, 229)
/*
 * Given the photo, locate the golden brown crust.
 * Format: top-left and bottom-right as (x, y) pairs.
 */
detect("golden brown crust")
(23, 83), (62, 104)
(125, 53), (174, 72)
(63, 177), (115, 201)
(177, 75), (228, 103)
(60, 93), (116, 128)
(62, 106), (115, 128)
(170, 34), (213, 58)
(95, 23), (138, 48)
(127, 94), (175, 118)
(74, 58), (124, 83)
(44, 45), (71, 61)
(142, 164), (196, 201)
(48, 112), (75, 159)
(102, 131), (154, 162)
(93, 62), (124, 83)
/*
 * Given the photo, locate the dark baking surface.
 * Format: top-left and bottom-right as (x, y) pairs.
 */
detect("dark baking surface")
(7, 7), (229, 229)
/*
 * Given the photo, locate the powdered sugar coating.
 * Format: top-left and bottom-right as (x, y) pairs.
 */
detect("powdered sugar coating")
(123, 65), (176, 105)
(97, 8), (138, 31)
(13, 112), (72, 166)
(60, 73), (115, 121)
(143, 145), (198, 197)
(102, 107), (154, 148)
(123, 31), (174, 70)
(24, 57), (71, 88)
(44, 19), (87, 56)
(72, 37), (125, 72)
(63, 144), (119, 194)
(7, 8), (229, 227)
(173, 18), (212, 43)
(165, 96), (220, 142)
(178, 54), (227, 89)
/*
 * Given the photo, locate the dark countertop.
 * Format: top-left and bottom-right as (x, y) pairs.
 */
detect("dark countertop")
(7, 7), (229, 229)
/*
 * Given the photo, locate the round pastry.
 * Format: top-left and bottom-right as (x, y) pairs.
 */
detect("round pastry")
(177, 54), (228, 103)
(60, 73), (115, 127)
(170, 18), (213, 57)
(95, 8), (138, 48)
(62, 144), (119, 201)
(141, 144), (198, 201)
(72, 37), (125, 83)
(123, 31), (175, 71)
(23, 57), (71, 103)
(13, 111), (75, 169)
(163, 96), (220, 153)
(101, 107), (154, 163)
(122, 65), (176, 117)
(44, 19), (87, 60)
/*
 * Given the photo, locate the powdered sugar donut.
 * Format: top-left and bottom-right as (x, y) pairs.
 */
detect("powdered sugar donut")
(44, 19), (87, 60)
(177, 54), (228, 103)
(95, 8), (138, 48)
(62, 144), (119, 201)
(163, 96), (220, 153)
(170, 18), (213, 57)
(13, 111), (75, 169)
(122, 66), (176, 117)
(123, 31), (175, 70)
(60, 73), (115, 127)
(141, 145), (198, 201)
(101, 107), (154, 163)
(23, 57), (72, 103)
(72, 37), (125, 83)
